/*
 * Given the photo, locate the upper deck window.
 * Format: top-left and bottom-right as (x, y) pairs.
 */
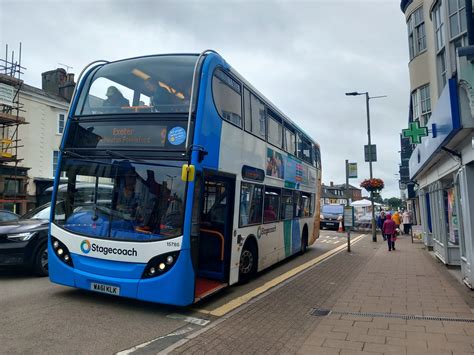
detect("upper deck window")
(244, 88), (266, 140)
(267, 114), (283, 148)
(212, 69), (242, 127)
(75, 55), (196, 116)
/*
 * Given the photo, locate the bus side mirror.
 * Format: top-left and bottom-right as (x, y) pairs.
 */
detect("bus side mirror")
(181, 164), (195, 182)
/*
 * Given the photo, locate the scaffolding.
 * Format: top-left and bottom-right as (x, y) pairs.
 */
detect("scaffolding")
(0, 43), (29, 213)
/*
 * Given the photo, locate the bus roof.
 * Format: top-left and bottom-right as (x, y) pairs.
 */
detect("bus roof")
(80, 51), (320, 148)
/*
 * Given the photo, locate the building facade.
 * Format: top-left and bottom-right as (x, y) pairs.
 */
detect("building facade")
(320, 182), (362, 206)
(400, 0), (474, 287)
(0, 68), (76, 212)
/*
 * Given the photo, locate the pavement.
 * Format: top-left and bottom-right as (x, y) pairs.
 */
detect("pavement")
(164, 233), (474, 355)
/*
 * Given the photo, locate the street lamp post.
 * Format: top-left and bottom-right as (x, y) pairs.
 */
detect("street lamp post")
(345, 91), (386, 242)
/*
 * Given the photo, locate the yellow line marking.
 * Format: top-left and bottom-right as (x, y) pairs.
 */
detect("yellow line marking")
(196, 233), (367, 317)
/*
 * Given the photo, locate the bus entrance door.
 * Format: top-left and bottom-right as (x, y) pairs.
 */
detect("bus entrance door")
(195, 174), (235, 300)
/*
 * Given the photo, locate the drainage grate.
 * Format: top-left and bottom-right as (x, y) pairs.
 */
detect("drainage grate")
(310, 308), (474, 323)
(310, 309), (331, 316)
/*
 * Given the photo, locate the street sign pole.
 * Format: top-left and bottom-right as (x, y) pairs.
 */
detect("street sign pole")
(345, 160), (351, 252)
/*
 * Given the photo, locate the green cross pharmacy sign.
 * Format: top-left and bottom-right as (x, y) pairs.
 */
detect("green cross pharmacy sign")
(402, 121), (428, 144)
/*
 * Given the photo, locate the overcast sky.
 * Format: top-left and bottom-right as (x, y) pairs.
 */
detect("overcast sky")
(1, 0), (410, 198)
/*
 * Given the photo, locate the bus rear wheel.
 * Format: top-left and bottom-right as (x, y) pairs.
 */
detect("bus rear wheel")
(239, 242), (257, 283)
(300, 226), (308, 255)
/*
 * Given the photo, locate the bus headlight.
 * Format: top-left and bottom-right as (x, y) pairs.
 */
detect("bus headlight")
(142, 251), (179, 279)
(51, 237), (74, 267)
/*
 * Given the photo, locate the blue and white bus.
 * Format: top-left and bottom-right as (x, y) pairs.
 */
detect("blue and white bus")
(49, 50), (322, 306)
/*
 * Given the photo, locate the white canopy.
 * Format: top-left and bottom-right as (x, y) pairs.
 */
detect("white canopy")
(350, 199), (381, 207)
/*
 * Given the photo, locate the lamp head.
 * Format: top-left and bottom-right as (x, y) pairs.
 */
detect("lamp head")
(345, 91), (361, 96)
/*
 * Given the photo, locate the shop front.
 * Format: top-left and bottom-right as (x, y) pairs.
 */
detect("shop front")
(409, 79), (462, 266)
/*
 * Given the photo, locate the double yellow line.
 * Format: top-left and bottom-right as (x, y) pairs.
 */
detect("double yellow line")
(197, 234), (367, 317)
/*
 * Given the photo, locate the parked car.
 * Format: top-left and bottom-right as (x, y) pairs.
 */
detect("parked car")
(0, 210), (20, 222)
(320, 204), (344, 230)
(0, 203), (52, 276)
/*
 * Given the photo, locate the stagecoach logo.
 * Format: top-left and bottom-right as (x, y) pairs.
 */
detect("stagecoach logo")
(81, 240), (91, 254)
(80, 239), (138, 257)
(257, 225), (277, 239)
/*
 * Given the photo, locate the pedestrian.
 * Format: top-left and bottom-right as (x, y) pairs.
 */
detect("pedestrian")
(376, 210), (386, 240)
(382, 213), (397, 251)
(392, 210), (401, 233)
(402, 210), (412, 235)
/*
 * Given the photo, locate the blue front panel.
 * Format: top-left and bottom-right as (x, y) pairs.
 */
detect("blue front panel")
(72, 254), (146, 279)
(192, 53), (226, 170)
(49, 244), (195, 306)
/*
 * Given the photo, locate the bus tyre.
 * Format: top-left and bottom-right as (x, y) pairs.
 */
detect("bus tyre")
(300, 226), (308, 255)
(239, 242), (257, 283)
(33, 243), (48, 277)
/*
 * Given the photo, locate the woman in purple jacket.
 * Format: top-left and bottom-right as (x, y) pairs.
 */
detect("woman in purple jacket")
(382, 214), (397, 251)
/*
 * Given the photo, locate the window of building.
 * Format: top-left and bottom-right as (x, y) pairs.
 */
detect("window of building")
(267, 114), (283, 148)
(263, 187), (280, 223)
(212, 69), (242, 127)
(437, 50), (447, 90)
(58, 113), (65, 134)
(53, 150), (60, 177)
(433, 3), (445, 52)
(244, 89), (266, 139)
(448, 0), (467, 39)
(407, 7), (426, 60)
(411, 84), (431, 126)
(239, 183), (263, 226)
(420, 84), (431, 125)
(3, 178), (20, 196)
(284, 124), (296, 156)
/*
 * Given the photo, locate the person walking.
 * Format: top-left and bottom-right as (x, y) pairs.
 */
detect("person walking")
(376, 210), (386, 240)
(402, 210), (412, 235)
(382, 213), (397, 251)
(392, 210), (401, 234)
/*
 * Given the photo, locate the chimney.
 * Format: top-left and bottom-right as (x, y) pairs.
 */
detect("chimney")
(330, 181), (334, 187)
(42, 68), (76, 102)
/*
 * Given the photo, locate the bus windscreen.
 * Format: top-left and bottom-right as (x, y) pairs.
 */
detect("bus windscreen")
(74, 55), (197, 115)
(53, 158), (185, 241)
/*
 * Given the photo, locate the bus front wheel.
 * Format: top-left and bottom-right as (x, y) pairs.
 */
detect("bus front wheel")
(239, 241), (257, 283)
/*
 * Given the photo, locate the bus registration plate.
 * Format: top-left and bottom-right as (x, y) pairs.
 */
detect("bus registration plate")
(91, 282), (120, 296)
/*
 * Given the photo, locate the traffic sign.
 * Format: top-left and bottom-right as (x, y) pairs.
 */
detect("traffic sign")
(364, 144), (377, 162)
(348, 163), (357, 178)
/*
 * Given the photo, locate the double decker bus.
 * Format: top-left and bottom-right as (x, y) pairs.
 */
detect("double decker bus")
(49, 51), (322, 306)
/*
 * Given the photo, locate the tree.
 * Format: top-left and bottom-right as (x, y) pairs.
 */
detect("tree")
(384, 197), (403, 210)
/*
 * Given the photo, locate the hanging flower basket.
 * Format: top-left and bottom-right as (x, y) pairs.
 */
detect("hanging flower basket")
(360, 178), (384, 193)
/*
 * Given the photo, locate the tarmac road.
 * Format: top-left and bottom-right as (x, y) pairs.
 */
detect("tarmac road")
(0, 230), (355, 354)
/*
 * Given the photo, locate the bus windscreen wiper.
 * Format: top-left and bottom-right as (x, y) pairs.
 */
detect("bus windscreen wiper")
(105, 150), (147, 164)
(105, 150), (181, 168)
(62, 150), (86, 159)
